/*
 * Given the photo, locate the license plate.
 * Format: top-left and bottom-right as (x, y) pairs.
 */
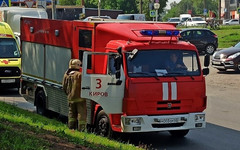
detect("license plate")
(212, 61), (221, 65)
(154, 118), (179, 124)
(1, 79), (15, 83)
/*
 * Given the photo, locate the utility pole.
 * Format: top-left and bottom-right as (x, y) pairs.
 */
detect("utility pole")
(52, 0), (56, 19)
(140, 0), (142, 14)
(218, 0), (221, 20)
(98, 0), (101, 17)
(204, 0), (206, 20)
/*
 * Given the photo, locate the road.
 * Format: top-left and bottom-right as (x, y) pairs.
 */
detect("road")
(0, 56), (240, 150)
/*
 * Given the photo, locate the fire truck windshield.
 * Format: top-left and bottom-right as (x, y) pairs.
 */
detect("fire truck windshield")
(0, 38), (20, 58)
(126, 50), (201, 77)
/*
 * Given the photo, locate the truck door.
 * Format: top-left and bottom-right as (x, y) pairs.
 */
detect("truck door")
(81, 52), (125, 114)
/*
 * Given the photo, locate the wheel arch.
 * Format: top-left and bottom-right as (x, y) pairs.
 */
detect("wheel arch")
(34, 85), (47, 106)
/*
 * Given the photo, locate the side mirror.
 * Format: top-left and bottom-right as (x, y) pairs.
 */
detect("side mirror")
(203, 68), (209, 75)
(204, 54), (210, 67)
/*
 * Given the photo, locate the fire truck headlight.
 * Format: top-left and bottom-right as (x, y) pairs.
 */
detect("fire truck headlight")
(195, 114), (205, 122)
(125, 117), (141, 125)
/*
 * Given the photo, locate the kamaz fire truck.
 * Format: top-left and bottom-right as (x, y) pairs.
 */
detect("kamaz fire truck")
(20, 17), (210, 137)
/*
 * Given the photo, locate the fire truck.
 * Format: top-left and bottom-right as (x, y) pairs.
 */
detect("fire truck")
(20, 17), (210, 137)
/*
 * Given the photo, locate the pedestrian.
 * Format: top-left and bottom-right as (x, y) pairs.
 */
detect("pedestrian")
(62, 59), (87, 131)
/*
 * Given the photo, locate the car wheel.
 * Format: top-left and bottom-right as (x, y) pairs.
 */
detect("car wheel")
(234, 63), (240, 72)
(96, 110), (113, 138)
(205, 44), (215, 55)
(169, 130), (189, 137)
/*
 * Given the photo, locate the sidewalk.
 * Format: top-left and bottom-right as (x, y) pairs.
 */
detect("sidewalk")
(0, 96), (36, 112)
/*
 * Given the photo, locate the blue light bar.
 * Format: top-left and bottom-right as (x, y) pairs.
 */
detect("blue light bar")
(140, 30), (179, 36)
(140, 30), (159, 36)
(166, 30), (180, 36)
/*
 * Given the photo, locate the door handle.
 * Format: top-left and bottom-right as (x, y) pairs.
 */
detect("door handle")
(82, 86), (90, 90)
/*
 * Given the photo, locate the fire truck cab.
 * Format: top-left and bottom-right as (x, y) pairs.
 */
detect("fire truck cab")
(20, 18), (210, 137)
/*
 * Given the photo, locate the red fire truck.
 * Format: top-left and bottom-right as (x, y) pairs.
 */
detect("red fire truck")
(20, 17), (210, 137)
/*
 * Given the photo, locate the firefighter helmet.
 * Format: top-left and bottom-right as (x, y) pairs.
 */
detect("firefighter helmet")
(69, 59), (81, 69)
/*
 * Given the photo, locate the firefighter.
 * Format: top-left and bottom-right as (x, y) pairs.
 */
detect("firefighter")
(166, 52), (187, 71)
(62, 59), (87, 131)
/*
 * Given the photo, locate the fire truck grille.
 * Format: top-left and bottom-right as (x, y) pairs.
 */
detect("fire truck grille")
(152, 123), (185, 128)
(0, 67), (21, 77)
(157, 100), (181, 110)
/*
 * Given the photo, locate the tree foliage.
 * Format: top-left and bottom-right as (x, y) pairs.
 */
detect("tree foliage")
(82, 0), (138, 14)
(59, 0), (76, 5)
(59, 0), (167, 21)
(163, 0), (218, 21)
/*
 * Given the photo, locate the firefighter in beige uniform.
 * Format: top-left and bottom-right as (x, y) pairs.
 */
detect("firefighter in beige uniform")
(62, 59), (87, 131)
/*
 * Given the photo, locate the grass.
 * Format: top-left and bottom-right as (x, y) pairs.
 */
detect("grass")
(178, 25), (240, 49)
(212, 25), (240, 48)
(0, 101), (142, 150)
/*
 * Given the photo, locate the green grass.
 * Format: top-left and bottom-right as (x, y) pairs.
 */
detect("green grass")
(212, 25), (240, 48)
(0, 101), (142, 150)
(179, 25), (240, 49)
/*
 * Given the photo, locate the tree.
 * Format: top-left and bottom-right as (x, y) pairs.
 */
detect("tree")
(163, 0), (218, 21)
(135, 0), (167, 21)
(59, 0), (76, 5)
(59, 0), (168, 21)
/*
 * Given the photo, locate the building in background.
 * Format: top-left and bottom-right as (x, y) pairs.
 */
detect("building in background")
(221, 0), (240, 19)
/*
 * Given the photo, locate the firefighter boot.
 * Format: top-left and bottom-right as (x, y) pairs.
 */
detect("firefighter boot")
(78, 122), (86, 132)
(68, 118), (77, 130)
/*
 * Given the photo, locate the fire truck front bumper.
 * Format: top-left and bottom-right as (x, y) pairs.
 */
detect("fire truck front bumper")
(121, 113), (206, 133)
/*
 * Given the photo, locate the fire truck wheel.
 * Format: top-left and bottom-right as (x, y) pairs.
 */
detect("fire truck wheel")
(36, 90), (47, 116)
(169, 129), (189, 137)
(96, 110), (113, 137)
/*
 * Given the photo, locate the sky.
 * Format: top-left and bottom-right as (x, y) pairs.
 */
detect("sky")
(166, 0), (181, 9)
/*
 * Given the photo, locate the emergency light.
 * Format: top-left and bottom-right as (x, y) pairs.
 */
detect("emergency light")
(140, 30), (179, 36)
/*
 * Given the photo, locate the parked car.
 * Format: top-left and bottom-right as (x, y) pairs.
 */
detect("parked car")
(211, 42), (240, 72)
(223, 19), (239, 25)
(83, 16), (112, 21)
(116, 14), (145, 21)
(168, 17), (181, 26)
(180, 28), (218, 54)
(183, 17), (207, 26)
(222, 19), (230, 25)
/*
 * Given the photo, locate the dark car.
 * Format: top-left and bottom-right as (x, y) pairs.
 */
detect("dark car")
(211, 42), (240, 72)
(180, 28), (218, 55)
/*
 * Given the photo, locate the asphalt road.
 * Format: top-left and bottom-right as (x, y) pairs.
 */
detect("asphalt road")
(0, 56), (240, 150)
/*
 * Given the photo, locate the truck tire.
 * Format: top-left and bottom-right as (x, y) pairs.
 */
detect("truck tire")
(96, 110), (113, 137)
(169, 129), (189, 137)
(36, 90), (47, 116)
(205, 44), (215, 55)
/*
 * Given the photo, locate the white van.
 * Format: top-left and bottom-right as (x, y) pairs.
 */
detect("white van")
(117, 14), (145, 21)
(180, 14), (191, 22)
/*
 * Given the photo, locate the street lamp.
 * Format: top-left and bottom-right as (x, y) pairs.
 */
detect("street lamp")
(154, 2), (160, 21)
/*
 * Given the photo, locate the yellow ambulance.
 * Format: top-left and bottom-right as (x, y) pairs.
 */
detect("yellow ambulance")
(0, 22), (21, 89)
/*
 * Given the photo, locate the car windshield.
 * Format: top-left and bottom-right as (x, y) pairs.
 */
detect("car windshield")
(0, 38), (20, 58)
(169, 18), (180, 22)
(234, 42), (240, 48)
(192, 17), (204, 21)
(125, 50), (200, 78)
